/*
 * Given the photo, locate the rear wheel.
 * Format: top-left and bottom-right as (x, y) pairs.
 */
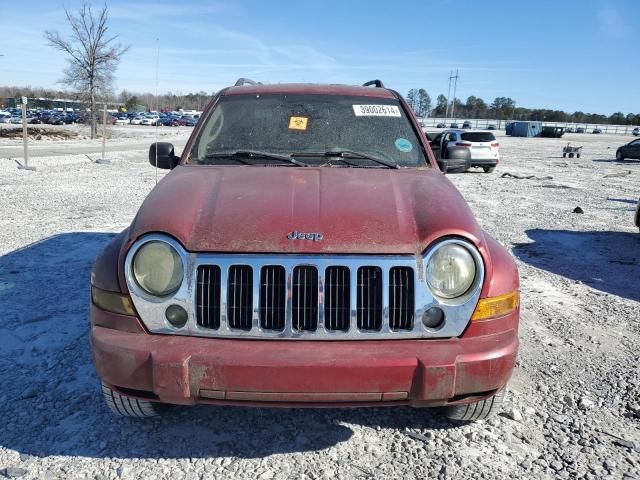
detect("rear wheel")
(443, 388), (506, 422)
(483, 166), (495, 173)
(101, 382), (161, 418)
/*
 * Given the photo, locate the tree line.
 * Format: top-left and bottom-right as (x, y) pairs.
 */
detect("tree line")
(0, 85), (215, 113)
(406, 88), (640, 126)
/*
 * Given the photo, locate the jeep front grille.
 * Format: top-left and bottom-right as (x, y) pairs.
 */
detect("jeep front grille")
(196, 261), (417, 338)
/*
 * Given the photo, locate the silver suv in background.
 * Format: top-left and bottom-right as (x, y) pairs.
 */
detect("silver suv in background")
(429, 129), (500, 173)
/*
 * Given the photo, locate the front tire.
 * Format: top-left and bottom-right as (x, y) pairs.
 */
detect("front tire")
(101, 382), (161, 418)
(483, 166), (495, 173)
(443, 388), (506, 422)
(616, 151), (624, 161)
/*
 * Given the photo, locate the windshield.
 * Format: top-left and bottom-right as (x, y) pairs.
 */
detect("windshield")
(190, 94), (427, 168)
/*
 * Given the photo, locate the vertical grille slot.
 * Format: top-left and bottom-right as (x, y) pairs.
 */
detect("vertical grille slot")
(357, 267), (382, 331)
(389, 267), (415, 330)
(259, 266), (286, 331)
(196, 265), (221, 329)
(227, 265), (253, 331)
(292, 266), (318, 331)
(324, 266), (350, 331)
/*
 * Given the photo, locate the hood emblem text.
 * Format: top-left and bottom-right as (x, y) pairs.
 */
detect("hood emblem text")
(287, 231), (323, 241)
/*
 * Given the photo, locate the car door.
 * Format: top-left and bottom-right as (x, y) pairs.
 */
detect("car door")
(430, 133), (443, 159)
(629, 139), (640, 159)
(442, 132), (455, 158)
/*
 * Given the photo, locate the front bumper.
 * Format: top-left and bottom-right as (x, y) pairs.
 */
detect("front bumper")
(91, 306), (519, 408)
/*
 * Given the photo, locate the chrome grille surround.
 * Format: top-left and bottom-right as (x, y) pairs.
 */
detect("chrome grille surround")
(124, 234), (485, 340)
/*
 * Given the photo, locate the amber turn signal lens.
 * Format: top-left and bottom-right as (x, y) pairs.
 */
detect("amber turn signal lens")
(91, 286), (136, 316)
(471, 290), (519, 321)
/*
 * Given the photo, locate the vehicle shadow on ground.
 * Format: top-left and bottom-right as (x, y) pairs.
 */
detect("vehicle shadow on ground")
(0, 233), (462, 461)
(513, 229), (640, 302)
(592, 158), (640, 165)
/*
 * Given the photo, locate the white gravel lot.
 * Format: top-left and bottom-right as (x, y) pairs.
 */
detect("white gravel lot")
(0, 129), (638, 480)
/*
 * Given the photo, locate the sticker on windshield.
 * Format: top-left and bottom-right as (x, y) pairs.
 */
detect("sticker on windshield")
(288, 116), (309, 131)
(395, 138), (413, 152)
(352, 105), (401, 117)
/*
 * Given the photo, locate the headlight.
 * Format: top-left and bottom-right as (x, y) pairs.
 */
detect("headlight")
(132, 241), (184, 296)
(426, 243), (477, 299)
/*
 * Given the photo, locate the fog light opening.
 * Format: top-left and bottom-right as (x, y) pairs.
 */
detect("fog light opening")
(422, 307), (445, 329)
(165, 304), (188, 328)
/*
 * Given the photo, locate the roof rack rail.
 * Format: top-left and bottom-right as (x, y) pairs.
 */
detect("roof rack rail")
(362, 80), (385, 88)
(234, 78), (259, 86)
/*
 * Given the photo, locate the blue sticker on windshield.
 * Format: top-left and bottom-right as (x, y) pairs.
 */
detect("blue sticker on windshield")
(395, 138), (413, 152)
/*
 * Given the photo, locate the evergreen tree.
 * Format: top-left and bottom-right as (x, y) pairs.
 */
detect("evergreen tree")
(417, 89), (431, 117)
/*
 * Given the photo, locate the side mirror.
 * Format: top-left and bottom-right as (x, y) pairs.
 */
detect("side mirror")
(149, 142), (180, 169)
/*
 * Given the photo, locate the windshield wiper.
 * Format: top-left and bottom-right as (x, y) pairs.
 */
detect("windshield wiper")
(204, 150), (309, 167)
(294, 150), (400, 168)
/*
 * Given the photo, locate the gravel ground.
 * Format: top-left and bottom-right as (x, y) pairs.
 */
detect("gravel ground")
(0, 132), (638, 479)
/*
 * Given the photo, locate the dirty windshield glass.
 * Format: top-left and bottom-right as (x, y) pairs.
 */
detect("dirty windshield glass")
(190, 94), (427, 168)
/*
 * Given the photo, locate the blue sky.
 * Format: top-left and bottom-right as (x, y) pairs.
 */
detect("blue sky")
(1, 0), (638, 114)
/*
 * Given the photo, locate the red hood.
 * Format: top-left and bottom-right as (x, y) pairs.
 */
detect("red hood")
(128, 166), (485, 255)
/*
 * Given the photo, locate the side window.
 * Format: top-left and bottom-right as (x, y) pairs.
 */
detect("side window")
(631, 140), (640, 146)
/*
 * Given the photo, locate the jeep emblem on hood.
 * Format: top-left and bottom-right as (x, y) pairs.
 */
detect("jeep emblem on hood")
(287, 231), (323, 241)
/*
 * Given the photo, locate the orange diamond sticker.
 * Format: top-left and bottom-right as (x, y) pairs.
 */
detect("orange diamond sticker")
(288, 116), (308, 131)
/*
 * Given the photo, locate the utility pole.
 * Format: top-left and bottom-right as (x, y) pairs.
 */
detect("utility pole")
(450, 69), (459, 120)
(445, 70), (453, 122)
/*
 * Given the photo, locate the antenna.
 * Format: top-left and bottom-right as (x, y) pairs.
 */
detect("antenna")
(154, 36), (159, 185)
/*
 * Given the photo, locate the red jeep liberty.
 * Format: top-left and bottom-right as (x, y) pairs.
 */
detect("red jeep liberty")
(90, 79), (519, 421)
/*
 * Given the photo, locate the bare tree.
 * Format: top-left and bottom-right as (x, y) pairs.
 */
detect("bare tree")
(44, 4), (129, 138)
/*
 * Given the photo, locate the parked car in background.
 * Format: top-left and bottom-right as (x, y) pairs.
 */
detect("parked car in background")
(616, 139), (640, 161)
(159, 116), (175, 126)
(141, 115), (161, 126)
(436, 122), (446, 128)
(592, 128), (602, 134)
(430, 129), (500, 173)
(487, 124), (496, 130)
(565, 127), (575, 133)
(131, 116), (145, 125)
(115, 115), (130, 125)
(632, 127), (639, 136)
(181, 116), (198, 127)
(90, 79), (520, 422)
(462, 120), (472, 129)
(576, 127), (585, 133)
(62, 113), (80, 124)
(450, 122), (459, 128)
